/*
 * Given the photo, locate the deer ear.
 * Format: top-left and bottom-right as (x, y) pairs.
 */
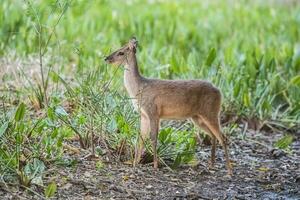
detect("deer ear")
(128, 37), (138, 52)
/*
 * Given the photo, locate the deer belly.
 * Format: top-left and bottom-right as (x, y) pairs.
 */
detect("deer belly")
(160, 105), (194, 119)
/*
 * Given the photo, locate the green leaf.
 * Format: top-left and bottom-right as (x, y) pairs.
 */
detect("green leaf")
(49, 71), (59, 83)
(205, 48), (216, 66)
(290, 75), (300, 86)
(243, 93), (250, 107)
(274, 135), (293, 150)
(15, 103), (26, 122)
(51, 129), (59, 139)
(107, 118), (117, 132)
(45, 182), (57, 198)
(57, 136), (63, 147)
(159, 128), (172, 143)
(233, 83), (240, 97)
(172, 154), (182, 168)
(105, 94), (116, 108)
(77, 114), (87, 125)
(0, 122), (9, 138)
(47, 107), (55, 120)
(55, 106), (68, 116)
(96, 161), (105, 170)
(24, 158), (45, 179)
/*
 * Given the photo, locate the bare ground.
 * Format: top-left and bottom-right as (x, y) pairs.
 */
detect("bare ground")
(1, 129), (299, 200)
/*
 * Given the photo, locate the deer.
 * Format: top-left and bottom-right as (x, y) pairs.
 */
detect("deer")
(104, 37), (233, 175)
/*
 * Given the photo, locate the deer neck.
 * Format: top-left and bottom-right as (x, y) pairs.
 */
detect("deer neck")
(123, 52), (143, 98)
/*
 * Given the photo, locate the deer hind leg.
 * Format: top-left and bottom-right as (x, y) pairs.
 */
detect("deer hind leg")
(200, 115), (233, 175)
(192, 117), (216, 168)
(134, 113), (150, 167)
(149, 116), (159, 169)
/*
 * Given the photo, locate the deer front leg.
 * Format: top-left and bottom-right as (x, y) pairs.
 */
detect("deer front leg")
(149, 117), (159, 169)
(134, 113), (150, 167)
(210, 136), (216, 168)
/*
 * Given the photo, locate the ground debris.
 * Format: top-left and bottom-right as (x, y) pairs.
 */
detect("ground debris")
(1, 130), (299, 199)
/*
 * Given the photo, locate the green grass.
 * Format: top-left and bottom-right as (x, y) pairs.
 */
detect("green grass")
(1, 0), (299, 121)
(0, 0), (299, 192)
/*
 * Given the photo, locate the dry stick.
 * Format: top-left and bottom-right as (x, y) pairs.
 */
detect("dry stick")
(242, 121), (248, 140)
(20, 185), (47, 200)
(0, 182), (46, 200)
(90, 109), (95, 156)
(1, 100), (7, 119)
(99, 93), (104, 156)
(57, 114), (85, 148)
(0, 88), (19, 93)
(1, 152), (18, 174)
(26, 0), (70, 108)
(41, 1), (69, 57)
(38, 26), (48, 107)
(43, 2), (70, 102)
(26, 0), (47, 107)
(0, 180), (11, 195)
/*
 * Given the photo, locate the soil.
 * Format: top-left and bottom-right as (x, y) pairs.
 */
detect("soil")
(1, 130), (299, 200)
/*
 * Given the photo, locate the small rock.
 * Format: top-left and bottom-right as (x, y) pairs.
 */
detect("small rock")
(61, 183), (73, 190)
(295, 176), (300, 183)
(84, 171), (92, 178)
(270, 149), (286, 159)
(146, 185), (153, 189)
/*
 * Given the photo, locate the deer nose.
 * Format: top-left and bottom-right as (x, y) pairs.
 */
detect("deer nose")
(104, 56), (109, 61)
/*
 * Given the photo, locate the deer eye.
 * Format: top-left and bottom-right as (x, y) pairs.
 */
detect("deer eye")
(117, 52), (124, 56)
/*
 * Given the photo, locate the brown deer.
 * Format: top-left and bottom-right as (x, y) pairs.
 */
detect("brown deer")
(105, 37), (232, 175)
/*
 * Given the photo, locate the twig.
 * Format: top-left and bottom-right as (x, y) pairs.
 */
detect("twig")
(90, 115), (95, 156)
(25, 0), (47, 107)
(41, 1), (70, 56)
(25, 0), (71, 108)
(244, 138), (272, 151)
(242, 121), (248, 140)
(20, 185), (47, 200)
(57, 114), (85, 148)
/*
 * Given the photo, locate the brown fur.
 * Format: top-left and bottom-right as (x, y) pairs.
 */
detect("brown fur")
(105, 37), (232, 175)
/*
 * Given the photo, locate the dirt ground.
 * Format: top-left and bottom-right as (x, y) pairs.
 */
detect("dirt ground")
(1, 129), (300, 200)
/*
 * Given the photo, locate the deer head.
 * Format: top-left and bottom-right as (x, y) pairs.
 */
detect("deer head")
(104, 37), (138, 65)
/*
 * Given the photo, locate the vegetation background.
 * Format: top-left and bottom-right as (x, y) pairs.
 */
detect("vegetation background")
(0, 0), (299, 198)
